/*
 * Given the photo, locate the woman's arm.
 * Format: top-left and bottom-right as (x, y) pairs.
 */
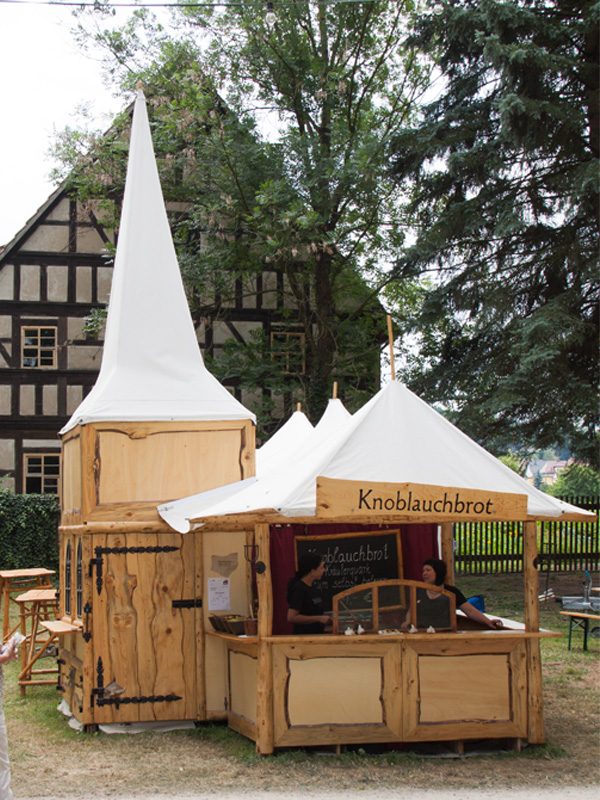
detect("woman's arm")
(287, 608), (332, 627)
(458, 601), (503, 629)
(0, 640), (18, 665)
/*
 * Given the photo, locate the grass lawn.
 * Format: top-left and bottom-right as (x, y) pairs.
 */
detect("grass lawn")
(2, 572), (598, 797)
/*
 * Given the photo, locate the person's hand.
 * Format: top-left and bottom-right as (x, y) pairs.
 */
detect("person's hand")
(489, 619), (503, 629)
(321, 615), (333, 626)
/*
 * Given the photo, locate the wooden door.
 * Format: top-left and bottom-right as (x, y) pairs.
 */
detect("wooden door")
(89, 531), (201, 725)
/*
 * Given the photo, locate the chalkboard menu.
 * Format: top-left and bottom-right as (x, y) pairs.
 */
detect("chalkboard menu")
(295, 530), (403, 612)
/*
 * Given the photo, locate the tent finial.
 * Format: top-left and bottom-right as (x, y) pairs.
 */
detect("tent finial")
(387, 314), (396, 382)
(332, 381), (338, 399)
(297, 402), (302, 412)
(137, 80), (143, 90)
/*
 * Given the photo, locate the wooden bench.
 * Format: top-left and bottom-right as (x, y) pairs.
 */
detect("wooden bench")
(559, 610), (600, 652)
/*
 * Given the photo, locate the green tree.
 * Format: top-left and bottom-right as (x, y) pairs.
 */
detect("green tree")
(548, 464), (600, 498)
(55, 1), (430, 424)
(498, 451), (526, 476)
(389, 0), (599, 466)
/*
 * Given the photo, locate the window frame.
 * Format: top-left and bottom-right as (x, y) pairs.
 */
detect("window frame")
(21, 325), (58, 369)
(23, 452), (61, 495)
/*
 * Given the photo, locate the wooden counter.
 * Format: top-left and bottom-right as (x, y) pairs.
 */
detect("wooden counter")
(215, 627), (558, 754)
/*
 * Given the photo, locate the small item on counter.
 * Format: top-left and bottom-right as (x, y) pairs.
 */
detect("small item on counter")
(357, 624), (365, 635)
(426, 625), (436, 633)
(344, 626), (355, 636)
(409, 624), (418, 633)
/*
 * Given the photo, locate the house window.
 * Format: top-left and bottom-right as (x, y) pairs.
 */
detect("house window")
(23, 453), (60, 494)
(21, 326), (57, 368)
(270, 330), (306, 375)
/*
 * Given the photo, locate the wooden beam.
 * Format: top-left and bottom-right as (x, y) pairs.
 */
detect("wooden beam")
(523, 520), (544, 743)
(255, 523), (274, 755)
(440, 523), (454, 584)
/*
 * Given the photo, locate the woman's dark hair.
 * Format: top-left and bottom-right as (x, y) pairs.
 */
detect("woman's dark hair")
(287, 551), (324, 599)
(423, 558), (447, 585)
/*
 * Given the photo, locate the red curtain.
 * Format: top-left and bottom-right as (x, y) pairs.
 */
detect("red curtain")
(269, 522), (439, 635)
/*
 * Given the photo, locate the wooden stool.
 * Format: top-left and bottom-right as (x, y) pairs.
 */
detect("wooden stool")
(0, 569), (55, 642)
(15, 588), (58, 696)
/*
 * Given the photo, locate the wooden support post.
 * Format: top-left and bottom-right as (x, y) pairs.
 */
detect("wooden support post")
(440, 523), (454, 585)
(196, 531), (206, 721)
(523, 520), (545, 744)
(255, 523), (274, 755)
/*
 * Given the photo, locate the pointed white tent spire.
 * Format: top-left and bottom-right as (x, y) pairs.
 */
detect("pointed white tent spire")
(61, 89), (254, 433)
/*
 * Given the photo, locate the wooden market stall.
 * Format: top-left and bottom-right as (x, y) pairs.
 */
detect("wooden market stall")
(54, 86), (595, 756)
(157, 380), (595, 755)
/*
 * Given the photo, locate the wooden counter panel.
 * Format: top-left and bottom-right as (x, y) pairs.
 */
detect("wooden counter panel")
(228, 650), (258, 725)
(272, 640), (401, 747)
(287, 657), (383, 725)
(418, 654), (510, 723)
(403, 638), (527, 741)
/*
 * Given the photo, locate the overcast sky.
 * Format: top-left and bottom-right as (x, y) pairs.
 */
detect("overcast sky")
(0, 2), (128, 246)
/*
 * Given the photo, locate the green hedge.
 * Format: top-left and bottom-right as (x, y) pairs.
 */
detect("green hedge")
(0, 493), (60, 574)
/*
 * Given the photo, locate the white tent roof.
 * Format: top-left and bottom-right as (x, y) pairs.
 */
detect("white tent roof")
(256, 409), (313, 476)
(158, 380), (593, 532)
(60, 89), (254, 434)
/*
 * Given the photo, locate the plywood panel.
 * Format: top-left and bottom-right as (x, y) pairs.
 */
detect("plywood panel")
(229, 651), (257, 724)
(288, 657), (383, 726)
(418, 654), (510, 723)
(202, 529), (249, 718)
(60, 431), (82, 525)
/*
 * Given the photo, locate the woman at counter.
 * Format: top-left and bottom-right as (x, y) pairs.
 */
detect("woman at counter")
(403, 558), (503, 630)
(287, 552), (333, 635)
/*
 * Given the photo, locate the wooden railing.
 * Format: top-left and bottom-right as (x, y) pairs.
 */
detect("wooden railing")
(455, 496), (599, 574)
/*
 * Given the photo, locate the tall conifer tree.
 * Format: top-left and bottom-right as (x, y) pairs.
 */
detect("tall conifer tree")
(390, 0), (598, 465)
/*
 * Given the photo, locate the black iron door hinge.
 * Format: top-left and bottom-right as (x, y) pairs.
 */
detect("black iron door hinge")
(89, 545), (179, 594)
(92, 657), (181, 710)
(172, 598), (202, 609)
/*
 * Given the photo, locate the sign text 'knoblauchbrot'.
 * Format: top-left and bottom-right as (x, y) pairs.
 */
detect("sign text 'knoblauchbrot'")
(316, 478), (529, 520)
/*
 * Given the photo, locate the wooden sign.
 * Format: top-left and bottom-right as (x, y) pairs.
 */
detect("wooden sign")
(316, 478), (529, 521)
(295, 530), (403, 612)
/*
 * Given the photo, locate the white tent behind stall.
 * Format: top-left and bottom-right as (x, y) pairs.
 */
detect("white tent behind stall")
(159, 380), (594, 532)
(256, 407), (314, 477)
(60, 88), (253, 434)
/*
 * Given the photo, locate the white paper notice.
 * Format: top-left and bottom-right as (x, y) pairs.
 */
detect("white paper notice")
(208, 577), (231, 611)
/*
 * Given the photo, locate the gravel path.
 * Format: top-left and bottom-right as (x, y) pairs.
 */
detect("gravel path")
(19, 790), (599, 800)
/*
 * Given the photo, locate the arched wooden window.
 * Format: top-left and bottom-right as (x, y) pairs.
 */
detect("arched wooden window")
(64, 542), (72, 616)
(76, 540), (83, 618)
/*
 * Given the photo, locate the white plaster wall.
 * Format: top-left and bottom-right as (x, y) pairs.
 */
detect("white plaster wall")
(47, 266), (68, 302)
(21, 225), (69, 252)
(67, 385), (83, 415)
(97, 267), (113, 303)
(43, 384), (58, 415)
(0, 386), (11, 415)
(20, 385), (35, 415)
(20, 265), (40, 301)
(68, 345), (102, 370)
(0, 439), (15, 470)
(76, 267), (92, 303)
(0, 265), (14, 300)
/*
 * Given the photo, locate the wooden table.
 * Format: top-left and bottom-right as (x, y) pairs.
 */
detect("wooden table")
(15, 588), (59, 695)
(559, 610), (600, 652)
(0, 568), (55, 642)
